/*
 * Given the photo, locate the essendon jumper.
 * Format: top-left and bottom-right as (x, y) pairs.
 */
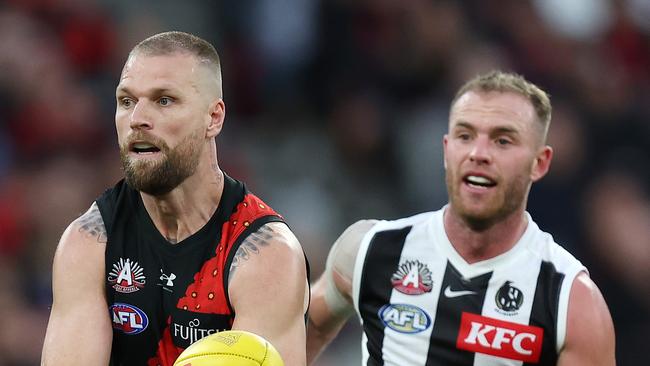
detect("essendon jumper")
(97, 174), (286, 366)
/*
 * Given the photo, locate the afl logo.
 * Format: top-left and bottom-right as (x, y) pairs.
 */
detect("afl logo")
(391, 260), (433, 295)
(378, 303), (431, 333)
(110, 303), (149, 335)
(495, 281), (524, 313)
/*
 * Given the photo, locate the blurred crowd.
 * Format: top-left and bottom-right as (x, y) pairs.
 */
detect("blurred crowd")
(0, 0), (648, 365)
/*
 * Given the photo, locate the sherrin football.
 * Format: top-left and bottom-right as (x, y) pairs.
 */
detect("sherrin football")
(172, 330), (284, 366)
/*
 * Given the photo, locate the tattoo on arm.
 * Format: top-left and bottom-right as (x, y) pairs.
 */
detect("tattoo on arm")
(229, 224), (277, 282)
(77, 204), (108, 244)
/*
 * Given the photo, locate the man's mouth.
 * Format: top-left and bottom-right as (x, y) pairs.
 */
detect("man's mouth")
(463, 175), (497, 188)
(130, 142), (161, 154)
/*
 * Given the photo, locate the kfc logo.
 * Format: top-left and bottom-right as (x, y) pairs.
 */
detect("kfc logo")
(456, 312), (543, 363)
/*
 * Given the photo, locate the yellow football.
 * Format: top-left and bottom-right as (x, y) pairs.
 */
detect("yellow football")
(172, 330), (285, 366)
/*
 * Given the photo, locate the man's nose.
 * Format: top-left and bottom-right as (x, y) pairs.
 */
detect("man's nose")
(129, 100), (153, 130)
(468, 137), (492, 165)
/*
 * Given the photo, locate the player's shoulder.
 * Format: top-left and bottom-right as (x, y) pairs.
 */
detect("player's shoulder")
(227, 222), (308, 302)
(339, 219), (379, 242)
(230, 221), (305, 278)
(256, 221), (303, 254)
(53, 202), (107, 275)
(333, 211), (437, 257)
(568, 273), (612, 324)
(522, 215), (584, 270)
(57, 203), (107, 258)
(67, 202), (107, 243)
(561, 272), (615, 364)
(370, 210), (438, 234)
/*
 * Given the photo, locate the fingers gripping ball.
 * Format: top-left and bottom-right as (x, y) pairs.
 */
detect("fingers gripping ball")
(172, 330), (285, 366)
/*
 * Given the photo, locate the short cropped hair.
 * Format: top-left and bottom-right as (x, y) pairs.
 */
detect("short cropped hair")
(451, 70), (552, 142)
(130, 31), (222, 97)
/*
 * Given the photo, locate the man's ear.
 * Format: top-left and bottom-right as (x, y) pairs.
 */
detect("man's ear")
(442, 134), (449, 170)
(206, 99), (225, 138)
(531, 145), (553, 182)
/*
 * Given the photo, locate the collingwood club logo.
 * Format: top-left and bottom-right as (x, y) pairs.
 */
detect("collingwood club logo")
(495, 281), (524, 314)
(391, 260), (433, 295)
(108, 258), (146, 293)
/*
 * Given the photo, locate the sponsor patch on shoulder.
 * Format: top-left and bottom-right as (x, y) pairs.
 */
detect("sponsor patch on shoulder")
(110, 303), (149, 335)
(378, 303), (431, 333)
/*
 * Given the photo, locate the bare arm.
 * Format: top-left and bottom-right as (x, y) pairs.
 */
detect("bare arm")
(306, 220), (377, 365)
(228, 222), (309, 366)
(557, 272), (615, 366)
(41, 203), (112, 366)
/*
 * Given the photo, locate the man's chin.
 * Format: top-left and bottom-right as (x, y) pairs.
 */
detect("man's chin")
(127, 157), (163, 170)
(124, 167), (170, 195)
(452, 201), (501, 230)
(126, 178), (176, 196)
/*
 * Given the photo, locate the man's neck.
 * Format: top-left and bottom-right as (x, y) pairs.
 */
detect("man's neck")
(141, 162), (224, 244)
(443, 206), (528, 264)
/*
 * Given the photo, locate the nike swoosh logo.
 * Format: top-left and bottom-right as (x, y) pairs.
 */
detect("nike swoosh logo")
(443, 285), (477, 298)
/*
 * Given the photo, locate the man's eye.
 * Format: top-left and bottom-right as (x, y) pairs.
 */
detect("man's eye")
(497, 138), (511, 145)
(120, 98), (133, 108)
(158, 97), (172, 106)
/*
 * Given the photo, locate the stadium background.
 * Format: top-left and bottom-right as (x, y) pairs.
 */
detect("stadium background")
(0, 0), (648, 364)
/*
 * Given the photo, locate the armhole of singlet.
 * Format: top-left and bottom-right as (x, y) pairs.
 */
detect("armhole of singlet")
(556, 267), (587, 353)
(303, 250), (311, 323)
(222, 215), (286, 315)
(95, 180), (131, 236)
(352, 224), (381, 315)
(95, 197), (112, 235)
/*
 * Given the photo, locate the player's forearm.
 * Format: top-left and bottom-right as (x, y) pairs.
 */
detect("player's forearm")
(306, 325), (332, 364)
(42, 305), (112, 366)
(306, 313), (349, 365)
(41, 329), (111, 366)
(269, 322), (307, 366)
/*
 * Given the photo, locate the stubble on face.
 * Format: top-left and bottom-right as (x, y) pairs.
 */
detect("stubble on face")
(119, 128), (204, 196)
(445, 167), (530, 231)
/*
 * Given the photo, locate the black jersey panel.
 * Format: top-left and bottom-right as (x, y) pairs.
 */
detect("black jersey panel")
(359, 227), (412, 366)
(524, 261), (564, 366)
(425, 262), (492, 366)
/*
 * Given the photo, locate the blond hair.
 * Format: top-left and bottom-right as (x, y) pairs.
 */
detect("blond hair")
(452, 70), (552, 142)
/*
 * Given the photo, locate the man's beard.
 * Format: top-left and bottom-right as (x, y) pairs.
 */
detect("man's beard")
(446, 169), (530, 231)
(119, 130), (203, 196)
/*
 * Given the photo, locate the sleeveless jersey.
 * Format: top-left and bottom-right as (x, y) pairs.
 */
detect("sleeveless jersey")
(97, 174), (285, 366)
(352, 208), (585, 366)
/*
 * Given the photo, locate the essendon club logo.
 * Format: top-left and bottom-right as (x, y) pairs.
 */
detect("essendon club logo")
(456, 312), (544, 363)
(391, 260), (433, 295)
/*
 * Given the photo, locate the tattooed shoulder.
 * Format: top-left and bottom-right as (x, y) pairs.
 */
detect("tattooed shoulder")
(228, 223), (278, 282)
(76, 203), (108, 244)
